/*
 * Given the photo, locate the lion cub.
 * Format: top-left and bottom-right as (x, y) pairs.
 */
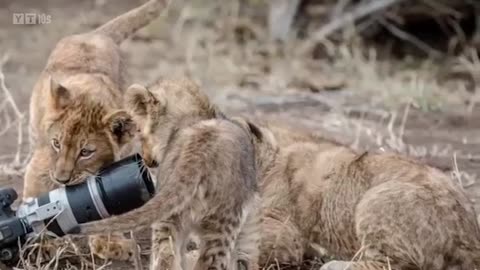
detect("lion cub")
(233, 119), (480, 270)
(78, 79), (260, 270)
(23, 0), (168, 261)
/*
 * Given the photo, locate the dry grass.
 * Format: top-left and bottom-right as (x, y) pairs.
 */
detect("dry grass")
(10, 213), (126, 269)
(17, 235), (97, 270)
(318, 42), (472, 111)
(318, 98), (479, 191)
(10, 232), (150, 270)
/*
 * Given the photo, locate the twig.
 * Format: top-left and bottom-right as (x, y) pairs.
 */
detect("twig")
(422, 0), (463, 18)
(398, 100), (411, 140)
(300, 0), (407, 53)
(331, 0), (352, 20)
(0, 117), (21, 137)
(130, 231), (143, 270)
(349, 242), (369, 262)
(0, 54), (25, 166)
(0, 55), (21, 116)
(451, 152), (476, 188)
(452, 152), (463, 188)
(90, 243), (96, 270)
(378, 18), (443, 58)
(268, 0), (301, 41)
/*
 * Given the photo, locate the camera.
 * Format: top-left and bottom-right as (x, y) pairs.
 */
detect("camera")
(0, 154), (155, 265)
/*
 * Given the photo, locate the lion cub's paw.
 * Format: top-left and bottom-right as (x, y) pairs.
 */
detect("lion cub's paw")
(320, 261), (352, 270)
(89, 234), (137, 261)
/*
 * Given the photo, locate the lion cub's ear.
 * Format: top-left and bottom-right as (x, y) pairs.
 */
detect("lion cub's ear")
(103, 110), (136, 145)
(49, 76), (71, 110)
(125, 84), (165, 117)
(231, 117), (263, 142)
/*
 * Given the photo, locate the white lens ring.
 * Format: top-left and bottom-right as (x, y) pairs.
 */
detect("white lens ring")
(87, 177), (110, 219)
(48, 188), (79, 234)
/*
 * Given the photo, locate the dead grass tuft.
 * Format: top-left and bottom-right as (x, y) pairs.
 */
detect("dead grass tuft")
(17, 235), (95, 270)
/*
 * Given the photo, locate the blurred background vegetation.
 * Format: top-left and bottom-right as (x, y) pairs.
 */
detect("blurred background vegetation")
(138, 0), (480, 112)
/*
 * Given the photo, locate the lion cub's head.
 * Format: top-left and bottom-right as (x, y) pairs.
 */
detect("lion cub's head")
(44, 77), (135, 185)
(124, 78), (220, 167)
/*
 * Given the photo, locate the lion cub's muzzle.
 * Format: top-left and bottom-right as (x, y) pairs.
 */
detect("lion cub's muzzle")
(51, 170), (73, 184)
(51, 166), (79, 185)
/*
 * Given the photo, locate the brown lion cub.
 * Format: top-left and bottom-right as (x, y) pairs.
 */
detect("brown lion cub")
(23, 0), (168, 261)
(233, 119), (480, 270)
(78, 79), (260, 270)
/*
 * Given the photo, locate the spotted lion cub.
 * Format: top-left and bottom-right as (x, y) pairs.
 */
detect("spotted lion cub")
(78, 79), (260, 270)
(232, 119), (480, 270)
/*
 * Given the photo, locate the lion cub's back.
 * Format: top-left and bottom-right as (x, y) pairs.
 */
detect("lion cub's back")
(162, 118), (258, 204)
(46, 34), (122, 80)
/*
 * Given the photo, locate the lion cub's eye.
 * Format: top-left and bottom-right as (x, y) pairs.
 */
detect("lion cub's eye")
(79, 148), (95, 158)
(51, 138), (60, 151)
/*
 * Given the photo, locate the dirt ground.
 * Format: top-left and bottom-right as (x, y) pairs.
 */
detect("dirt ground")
(0, 0), (479, 269)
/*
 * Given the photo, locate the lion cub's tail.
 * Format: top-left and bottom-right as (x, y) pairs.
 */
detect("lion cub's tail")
(77, 172), (199, 235)
(92, 0), (168, 44)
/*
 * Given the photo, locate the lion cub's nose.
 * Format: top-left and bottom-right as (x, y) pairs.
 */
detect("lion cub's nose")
(54, 176), (71, 184)
(53, 170), (72, 184)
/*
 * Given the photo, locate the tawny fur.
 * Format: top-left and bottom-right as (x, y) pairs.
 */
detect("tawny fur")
(23, 0), (168, 261)
(79, 79), (260, 270)
(234, 119), (480, 270)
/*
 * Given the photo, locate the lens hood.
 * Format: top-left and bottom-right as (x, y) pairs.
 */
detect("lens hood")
(95, 153), (155, 215)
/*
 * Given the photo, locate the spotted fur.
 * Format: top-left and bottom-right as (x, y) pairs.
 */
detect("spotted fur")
(79, 79), (260, 270)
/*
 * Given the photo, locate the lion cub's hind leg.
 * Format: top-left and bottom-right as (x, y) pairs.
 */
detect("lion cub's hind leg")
(258, 214), (305, 267)
(233, 198), (261, 270)
(193, 210), (243, 270)
(150, 218), (190, 270)
(88, 233), (137, 261)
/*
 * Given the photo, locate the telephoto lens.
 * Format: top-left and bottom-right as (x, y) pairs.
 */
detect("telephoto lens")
(17, 153), (155, 237)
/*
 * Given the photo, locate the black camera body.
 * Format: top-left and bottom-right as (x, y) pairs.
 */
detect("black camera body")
(0, 187), (29, 263)
(0, 154), (155, 265)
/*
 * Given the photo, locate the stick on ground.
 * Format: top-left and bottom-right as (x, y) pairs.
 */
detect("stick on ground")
(300, 0), (407, 53)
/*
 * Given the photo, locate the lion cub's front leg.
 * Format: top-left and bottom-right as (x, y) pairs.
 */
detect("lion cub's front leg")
(23, 147), (58, 199)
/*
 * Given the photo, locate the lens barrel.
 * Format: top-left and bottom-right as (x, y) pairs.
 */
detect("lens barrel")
(20, 154), (155, 236)
(95, 153), (155, 215)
